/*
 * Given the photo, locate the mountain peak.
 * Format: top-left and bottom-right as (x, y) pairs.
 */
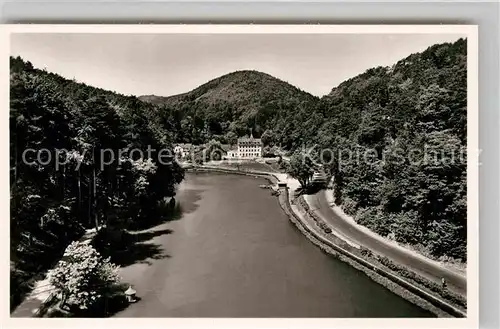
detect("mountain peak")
(138, 70), (316, 107)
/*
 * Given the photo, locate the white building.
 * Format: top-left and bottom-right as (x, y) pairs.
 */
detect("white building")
(237, 134), (262, 159)
(174, 143), (193, 159)
(226, 148), (238, 159)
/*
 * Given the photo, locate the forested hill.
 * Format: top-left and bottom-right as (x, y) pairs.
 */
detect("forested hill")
(9, 56), (184, 309)
(139, 70), (319, 148)
(311, 38), (467, 261)
(318, 38), (466, 143)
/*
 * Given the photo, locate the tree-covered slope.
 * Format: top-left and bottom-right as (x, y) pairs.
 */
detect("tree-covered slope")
(139, 70), (319, 148)
(10, 56), (184, 309)
(312, 38), (467, 261)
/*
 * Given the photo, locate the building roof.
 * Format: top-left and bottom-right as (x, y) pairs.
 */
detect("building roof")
(175, 143), (193, 148)
(237, 131), (262, 142)
(237, 136), (262, 145)
(237, 137), (261, 141)
(125, 286), (136, 295)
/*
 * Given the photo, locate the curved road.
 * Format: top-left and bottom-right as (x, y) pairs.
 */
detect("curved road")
(306, 190), (467, 297)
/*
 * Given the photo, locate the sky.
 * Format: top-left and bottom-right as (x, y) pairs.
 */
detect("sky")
(10, 33), (464, 97)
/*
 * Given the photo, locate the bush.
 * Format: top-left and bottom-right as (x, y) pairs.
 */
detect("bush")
(10, 266), (33, 311)
(48, 241), (121, 310)
(376, 255), (466, 308)
(360, 247), (373, 258)
(356, 207), (393, 237)
(426, 220), (467, 261)
(341, 198), (358, 216)
(389, 211), (423, 245)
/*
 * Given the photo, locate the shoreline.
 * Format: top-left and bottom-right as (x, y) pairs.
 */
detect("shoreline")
(187, 165), (466, 318)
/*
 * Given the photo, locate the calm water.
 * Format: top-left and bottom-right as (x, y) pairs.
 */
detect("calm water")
(116, 172), (433, 317)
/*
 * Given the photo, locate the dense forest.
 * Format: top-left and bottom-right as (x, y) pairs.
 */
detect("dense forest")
(9, 57), (184, 308)
(139, 70), (319, 149)
(317, 38), (467, 261)
(10, 37), (467, 308)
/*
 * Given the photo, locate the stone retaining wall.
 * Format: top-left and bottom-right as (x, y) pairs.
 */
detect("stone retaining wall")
(280, 190), (465, 318)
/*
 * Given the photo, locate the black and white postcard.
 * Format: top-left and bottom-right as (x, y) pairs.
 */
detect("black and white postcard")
(1, 24), (478, 329)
